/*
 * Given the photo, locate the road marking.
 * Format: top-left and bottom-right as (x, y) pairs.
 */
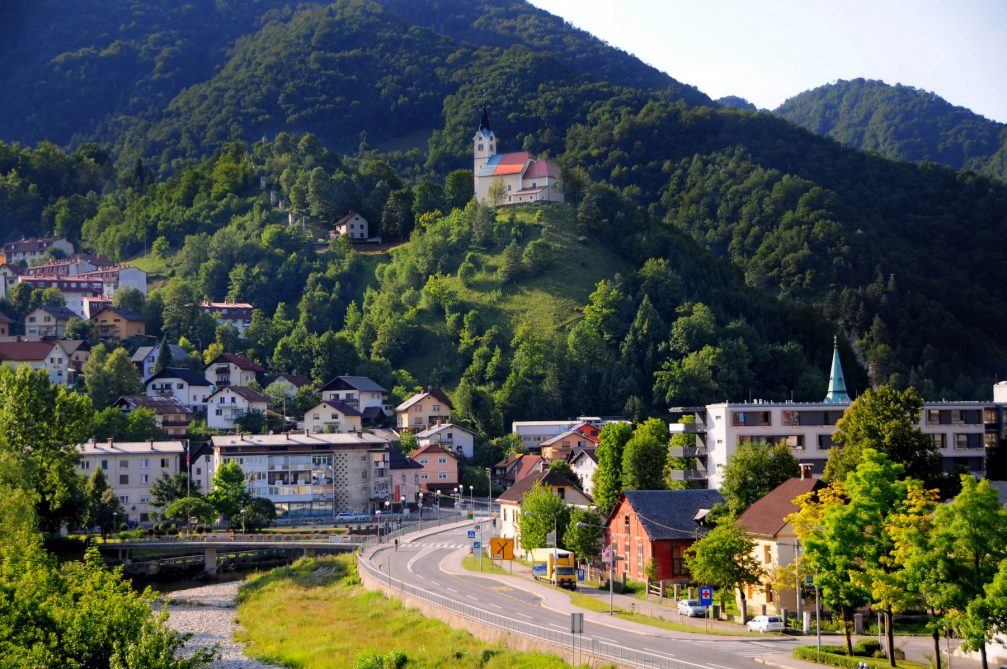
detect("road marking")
(643, 647), (675, 658)
(486, 603), (502, 610)
(407, 546), (434, 573)
(513, 611), (533, 619)
(447, 587), (458, 593)
(428, 580), (440, 586)
(549, 623), (566, 630)
(708, 664), (735, 669)
(593, 635), (617, 643)
(465, 594), (479, 601)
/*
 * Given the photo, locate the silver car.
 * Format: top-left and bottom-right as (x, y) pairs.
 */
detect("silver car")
(677, 599), (707, 617)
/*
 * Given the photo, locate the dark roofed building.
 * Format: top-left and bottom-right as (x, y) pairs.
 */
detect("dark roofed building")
(115, 395), (192, 437)
(496, 468), (593, 551)
(204, 352), (266, 388)
(606, 489), (724, 584)
(319, 375), (389, 418)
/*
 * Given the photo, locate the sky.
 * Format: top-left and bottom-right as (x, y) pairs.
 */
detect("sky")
(527, 0), (1007, 123)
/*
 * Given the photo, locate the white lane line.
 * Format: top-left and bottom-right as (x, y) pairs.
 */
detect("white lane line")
(486, 603), (502, 609)
(549, 623), (566, 630)
(594, 635), (617, 642)
(513, 611), (533, 619)
(465, 594), (479, 601)
(709, 664), (735, 669)
(407, 546), (433, 573)
(643, 647), (676, 658)
(447, 587), (458, 593)
(428, 580), (441, 586)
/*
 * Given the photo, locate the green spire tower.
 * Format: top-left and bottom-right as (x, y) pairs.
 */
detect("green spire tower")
(823, 336), (851, 403)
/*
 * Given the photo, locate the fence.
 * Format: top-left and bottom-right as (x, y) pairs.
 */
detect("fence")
(358, 525), (706, 669)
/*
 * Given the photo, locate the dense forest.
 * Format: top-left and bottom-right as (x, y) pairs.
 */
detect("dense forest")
(1, 0), (1006, 408)
(775, 78), (1007, 182)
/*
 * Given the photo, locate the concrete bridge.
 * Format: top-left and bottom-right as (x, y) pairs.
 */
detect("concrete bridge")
(98, 534), (363, 574)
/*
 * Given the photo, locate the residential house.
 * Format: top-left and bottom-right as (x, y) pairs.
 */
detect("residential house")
(187, 441), (214, 496)
(1, 236), (74, 265)
(76, 439), (184, 523)
(24, 305), (77, 337)
(303, 400), (363, 434)
(605, 489), (724, 584)
(568, 447), (598, 496)
(132, 343), (189, 380)
(511, 419), (602, 451)
(204, 352), (265, 388)
(0, 265), (21, 301)
(319, 375), (390, 423)
(670, 340), (1002, 487)
(0, 310), (10, 336)
(89, 305), (146, 339)
(0, 339), (69, 386)
(415, 422), (476, 459)
(540, 427), (599, 461)
(411, 443), (460, 492)
(17, 276), (105, 317)
(389, 447), (423, 505)
(76, 265), (148, 296)
(206, 385), (269, 431)
(210, 432), (391, 516)
(472, 110), (564, 206)
(395, 388), (453, 433)
(492, 453), (544, 489)
(200, 301), (253, 334)
(496, 467), (593, 556)
(60, 339), (90, 382)
(21, 256), (96, 278)
(115, 395), (193, 438)
(82, 296), (112, 319)
(267, 372), (313, 399)
(332, 211), (369, 240)
(145, 367), (213, 415)
(735, 473), (825, 614)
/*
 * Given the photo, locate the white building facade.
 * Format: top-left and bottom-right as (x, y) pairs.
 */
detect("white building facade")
(77, 440), (184, 524)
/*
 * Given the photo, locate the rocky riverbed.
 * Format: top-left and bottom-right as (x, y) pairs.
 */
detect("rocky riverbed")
(162, 580), (283, 669)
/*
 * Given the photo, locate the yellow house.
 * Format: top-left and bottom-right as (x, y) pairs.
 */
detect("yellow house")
(89, 306), (146, 339)
(735, 475), (824, 615)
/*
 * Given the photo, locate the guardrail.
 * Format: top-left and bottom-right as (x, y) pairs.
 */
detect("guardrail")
(359, 526), (700, 669)
(105, 533), (364, 545)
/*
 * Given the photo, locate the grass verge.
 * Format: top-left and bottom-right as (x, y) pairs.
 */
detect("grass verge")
(794, 645), (928, 669)
(461, 553), (510, 575)
(236, 554), (588, 668)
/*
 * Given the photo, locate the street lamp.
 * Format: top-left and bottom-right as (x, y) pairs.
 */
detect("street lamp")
(418, 492), (424, 530)
(400, 495), (406, 530)
(240, 507), (246, 534)
(468, 484), (475, 520)
(112, 511), (118, 538)
(485, 467), (492, 527)
(327, 463), (336, 524)
(384, 500), (391, 540)
(578, 518), (612, 614)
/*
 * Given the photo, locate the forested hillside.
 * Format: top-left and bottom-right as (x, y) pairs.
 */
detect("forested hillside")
(775, 78), (1007, 182)
(1, 0), (1007, 405)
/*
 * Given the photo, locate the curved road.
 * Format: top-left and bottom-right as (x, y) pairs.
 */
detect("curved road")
(367, 523), (799, 669)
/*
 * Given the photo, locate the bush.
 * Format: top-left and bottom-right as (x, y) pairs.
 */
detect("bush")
(856, 640), (882, 656)
(793, 645), (909, 669)
(353, 651), (383, 669)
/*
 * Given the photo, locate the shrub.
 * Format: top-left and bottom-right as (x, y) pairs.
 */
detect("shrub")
(793, 645), (909, 669)
(353, 651), (383, 669)
(856, 639), (882, 656)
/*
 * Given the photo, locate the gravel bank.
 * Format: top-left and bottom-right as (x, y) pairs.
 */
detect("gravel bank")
(162, 580), (284, 669)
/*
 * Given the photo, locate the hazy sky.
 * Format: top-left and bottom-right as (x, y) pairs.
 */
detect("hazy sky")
(528, 0), (1007, 123)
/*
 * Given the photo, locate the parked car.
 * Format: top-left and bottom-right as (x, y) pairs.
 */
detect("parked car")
(677, 600), (707, 617)
(335, 512), (370, 523)
(746, 615), (785, 633)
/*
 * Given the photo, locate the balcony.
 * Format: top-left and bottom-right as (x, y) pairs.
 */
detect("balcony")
(668, 422), (706, 435)
(669, 445), (707, 458)
(668, 469), (708, 482)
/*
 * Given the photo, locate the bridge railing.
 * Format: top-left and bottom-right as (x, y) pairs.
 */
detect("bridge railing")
(359, 540), (699, 669)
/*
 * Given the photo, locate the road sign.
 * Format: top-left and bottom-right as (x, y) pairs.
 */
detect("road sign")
(546, 530), (557, 547)
(601, 545), (613, 564)
(490, 537), (514, 560)
(577, 568), (585, 581)
(473, 541), (482, 549)
(805, 574), (814, 586)
(699, 586), (713, 606)
(570, 612), (584, 634)
(467, 530), (476, 539)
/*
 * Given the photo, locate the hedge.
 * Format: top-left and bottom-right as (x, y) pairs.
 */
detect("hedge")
(793, 645), (919, 669)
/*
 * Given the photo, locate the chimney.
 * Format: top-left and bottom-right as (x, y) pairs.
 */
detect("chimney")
(148, 439), (154, 450)
(107, 437), (114, 447)
(800, 463), (812, 480)
(304, 428), (310, 437)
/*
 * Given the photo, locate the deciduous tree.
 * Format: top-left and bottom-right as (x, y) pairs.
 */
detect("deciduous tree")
(621, 418), (668, 491)
(685, 522), (762, 622)
(593, 422), (633, 514)
(720, 441), (801, 516)
(517, 482), (569, 552)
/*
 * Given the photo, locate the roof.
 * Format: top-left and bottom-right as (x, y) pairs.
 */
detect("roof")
(412, 443), (459, 460)
(496, 468), (585, 504)
(274, 372), (311, 388)
(477, 151), (532, 178)
(319, 375), (387, 393)
(541, 428), (599, 447)
(334, 210), (367, 227)
(79, 440), (185, 455)
(144, 366), (212, 387)
(91, 305), (144, 321)
(388, 447), (421, 470)
(31, 305), (78, 321)
(619, 489), (726, 541)
(0, 340), (55, 361)
(115, 395), (192, 415)
(0, 311), (11, 324)
(317, 400), (363, 417)
(395, 388), (454, 412)
(4, 236), (67, 253)
(211, 432), (389, 448)
(415, 422), (476, 439)
(59, 339), (88, 355)
(523, 159), (560, 179)
(206, 352), (266, 372)
(479, 107), (492, 132)
(824, 336), (851, 404)
(361, 406), (386, 420)
(209, 385), (268, 404)
(201, 301), (253, 311)
(568, 447), (598, 465)
(736, 478), (825, 538)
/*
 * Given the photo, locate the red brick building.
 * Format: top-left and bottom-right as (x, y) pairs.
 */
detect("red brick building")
(605, 489), (723, 583)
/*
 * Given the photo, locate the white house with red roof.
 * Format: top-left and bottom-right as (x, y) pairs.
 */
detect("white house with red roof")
(473, 109), (563, 207)
(206, 385), (269, 431)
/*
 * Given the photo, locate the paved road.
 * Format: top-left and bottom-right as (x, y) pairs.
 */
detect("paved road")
(368, 523), (801, 669)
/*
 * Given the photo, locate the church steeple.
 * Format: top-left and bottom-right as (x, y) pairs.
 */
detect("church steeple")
(824, 336), (851, 404)
(479, 106), (492, 132)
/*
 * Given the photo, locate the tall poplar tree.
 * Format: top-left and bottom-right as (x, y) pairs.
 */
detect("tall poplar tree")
(592, 422), (633, 514)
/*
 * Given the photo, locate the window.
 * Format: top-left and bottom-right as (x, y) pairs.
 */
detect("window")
(215, 409), (222, 416)
(763, 545), (772, 564)
(478, 143), (483, 151)
(419, 457), (428, 465)
(119, 474), (128, 485)
(100, 459), (108, 470)
(82, 460), (91, 470)
(176, 382), (184, 389)
(139, 496), (149, 504)
(931, 434), (946, 449)
(140, 474), (150, 484)
(119, 496), (128, 504)
(438, 472), (448, 479)
(140, 458), (149, 468)
(818, 434), (834, 450)
(637, 544), (644, 577)
(120, 460), (128, 469)
(432, 404), (440, 412)
(160, 458), (168, 468)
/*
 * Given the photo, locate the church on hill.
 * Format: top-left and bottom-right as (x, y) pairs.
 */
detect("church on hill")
(472, 109), (564, 206)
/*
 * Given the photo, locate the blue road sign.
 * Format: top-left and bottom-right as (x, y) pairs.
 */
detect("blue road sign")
(577, 568), (585, 581)
(473, 541), (481, 549)
(699, 586), (713, 606)
(467, 530), (476, 539)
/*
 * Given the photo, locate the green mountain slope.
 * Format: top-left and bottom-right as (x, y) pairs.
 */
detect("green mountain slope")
(775, 78), (1007, 181)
